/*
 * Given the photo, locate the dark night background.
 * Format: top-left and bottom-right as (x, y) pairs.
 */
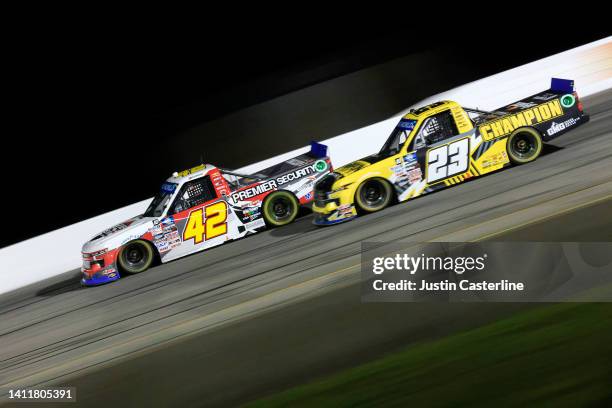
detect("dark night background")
(1, 21), (608, 248)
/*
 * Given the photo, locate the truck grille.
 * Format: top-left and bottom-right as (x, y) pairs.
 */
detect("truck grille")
(314, 191), (332, 208)
(314, 174), (339, 207)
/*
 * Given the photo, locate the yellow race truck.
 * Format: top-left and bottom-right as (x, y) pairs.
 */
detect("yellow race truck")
(312, 78), (589, 225)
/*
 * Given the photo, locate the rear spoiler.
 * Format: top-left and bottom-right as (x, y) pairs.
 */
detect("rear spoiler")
(309, 141), (328, 158)
(249, 141), (330, 178)
(492, 77), (580, 115)
(550, 78), (574, 93)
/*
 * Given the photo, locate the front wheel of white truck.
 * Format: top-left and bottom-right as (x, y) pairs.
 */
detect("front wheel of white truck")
(118, 240), (155, 274)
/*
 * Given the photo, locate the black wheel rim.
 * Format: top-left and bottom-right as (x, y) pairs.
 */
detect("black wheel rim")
(360, 180), (386, 207)
(123, 243), (147, 268)
(270, 197), (293, 221)
(512, 133), (538, 159)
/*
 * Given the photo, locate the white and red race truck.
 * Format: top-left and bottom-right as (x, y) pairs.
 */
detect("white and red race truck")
(81, 142), (331, 286)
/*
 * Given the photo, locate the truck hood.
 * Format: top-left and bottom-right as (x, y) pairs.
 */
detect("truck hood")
(334, 154), (381, 178)
(82, 215), (157, 253)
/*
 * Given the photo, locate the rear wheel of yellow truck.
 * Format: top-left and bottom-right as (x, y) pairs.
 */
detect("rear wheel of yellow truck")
(507, 127), (543, 164)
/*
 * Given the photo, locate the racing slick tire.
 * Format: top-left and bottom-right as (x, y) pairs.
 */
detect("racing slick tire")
(262, 191), (299, 227)
(507, 127), (543, 165)
(355, 178), (394, 213)
(118, 239), (155, 274)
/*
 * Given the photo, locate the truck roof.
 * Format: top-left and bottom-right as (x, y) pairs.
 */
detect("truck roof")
(402, 100), (461, 120)
(166, 163), (218, 183)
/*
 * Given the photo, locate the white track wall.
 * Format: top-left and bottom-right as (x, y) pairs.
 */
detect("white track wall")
(1, 37), (610, 294)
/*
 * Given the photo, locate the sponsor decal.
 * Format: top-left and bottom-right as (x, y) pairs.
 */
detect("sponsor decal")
(391, 153), (422, 184)
(392, 152), (421, 184)
(176, 164), (206, 178)
(165, 231), (179, 241)
(120, 235), (143, 245)
(533, 93), (558, 101)
(547, 117), (579, 136)
(84, 248), (107, 258)
(293, 179), (315, 196)
(276, 165), (317, 185)
(335, 160), (370, 177)
(245, 218), (266, 230)
(560, 94), (575, 108)
(97, 221), (133, 238)
(314, 160), (328, 172)
(479, 100), (564, 141)
(154, 217), (179, 245)
(156, 241), (170, 252)
(403, 152), (417, 163)
(407, 167), (422, 184)
(304, 191), (313, 200)
(161, 182), (178, 194)
(397, 119), (417, 130)
(242, 206), (259, 215)
(504, 101), (537, 111)
(231, 180), (277, 204)
(231, 162), (329, 204)
(482, 151), (509, 169)
(242, 206), (261, 221)
(391, 167), (406, 177)
(163, 225), (178, 234)
(338, 204), (353, 216)
(210, 169), (231, 196)
(452, 106), (473, 130)
(102, 267), (117, 278)
(287, 158), (308, 166)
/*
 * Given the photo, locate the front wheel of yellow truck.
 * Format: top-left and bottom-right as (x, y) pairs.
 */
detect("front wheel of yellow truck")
(355, 178), (394, 213)
(507, 127), (543, 164)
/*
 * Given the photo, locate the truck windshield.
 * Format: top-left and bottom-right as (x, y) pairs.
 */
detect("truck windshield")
(143, 182), (178, 217)
(379, 119), (417, 156)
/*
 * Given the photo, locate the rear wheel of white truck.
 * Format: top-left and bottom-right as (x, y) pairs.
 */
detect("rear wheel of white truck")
(118, 240), (155, 274)
(262, 191), (299, 227)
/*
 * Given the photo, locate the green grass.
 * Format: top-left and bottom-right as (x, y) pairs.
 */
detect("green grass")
(246, 302), (612, 407)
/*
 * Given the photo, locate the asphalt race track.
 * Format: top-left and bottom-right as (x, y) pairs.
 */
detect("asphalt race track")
(1, 91), (611, 407)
